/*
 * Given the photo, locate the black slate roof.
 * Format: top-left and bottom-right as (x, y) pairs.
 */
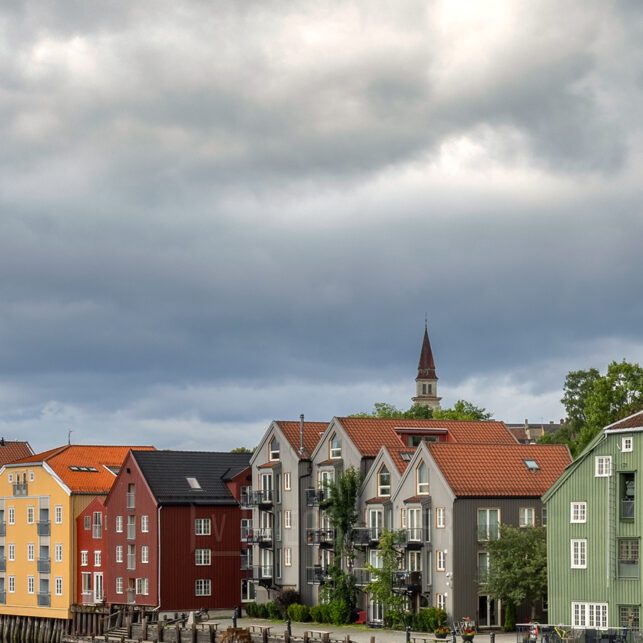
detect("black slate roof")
(131, 450), (251, 505)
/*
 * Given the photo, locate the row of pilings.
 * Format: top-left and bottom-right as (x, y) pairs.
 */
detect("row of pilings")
(0, 615), (69, 643)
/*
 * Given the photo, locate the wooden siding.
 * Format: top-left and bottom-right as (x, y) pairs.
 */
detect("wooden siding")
(546, 433), (642, 626)
(452, 497), (544, 625)
(75, 499), (106, 604)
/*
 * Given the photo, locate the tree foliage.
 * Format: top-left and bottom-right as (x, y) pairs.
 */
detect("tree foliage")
(230, 446), (254, 453)
(351, 400), (492, 421)
(486, 526), (547, 620)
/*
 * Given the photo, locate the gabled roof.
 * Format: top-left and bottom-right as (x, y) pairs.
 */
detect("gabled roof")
(0, 440), (34, 466)
(275, 420), (328, 459)
(426, 443), (572, 497)
(334, 417), (516, 459)
(132, 450), (251, 505)
(417, 324), (437, 380)
(605, 410), (643, 432)
(12, 445), (155, 494)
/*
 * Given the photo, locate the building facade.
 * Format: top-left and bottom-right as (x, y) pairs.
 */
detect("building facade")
(76, 498), (106, 606)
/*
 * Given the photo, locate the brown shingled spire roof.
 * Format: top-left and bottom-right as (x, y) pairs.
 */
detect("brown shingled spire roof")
(416, 323), (437, 381)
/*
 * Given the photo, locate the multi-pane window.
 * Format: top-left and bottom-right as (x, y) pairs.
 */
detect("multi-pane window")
(8, 576), (15, 593)
(519, 507), (535, 527)
(8, 544), (15, 561)
(116, 516), (123, 532)
(116, 577), (124, 594)
(377, 466), (391, 497)
(408, 550), (422, 572)
(81, 550), (88, 566)
(269, 437), (280, 461)
(417, 462), (429, 495)
(284, 473), (291, 491)
(620, 606), (640, 629)
(572, 602), (608, 628)
(54, 506), (63, 524)
(284, 510), (292, 529)
(241, 579), (255, 602)
(55, 577), (63, 596)
(436, 550), (446, 571)
(29, 471), (35, 482)
(141, 546), (149, 564)
(477, 508), (500, 540)
(55, 544), (63, 563)
(284, 548), (292, 567)
(127, 515), (136, 540)
(623, 437), (634, 452)
(436, 507), (445, 529)
(127, 544), (136, 570)
(94, 551), (101, 567)
(478, 552), (490, 584)
(618, 539), (640, 578)
(27, 576), (34, 594)
(195, 518), (211, 535)
(84, 516), (91, 531)
(141, 515), (149, 533)
(81, 573), (91, 595)
(8, 507), (14, 525)
(407, 508), (421, 541)
(195, 549), (212, 566)
(368, 509), (383, 539)
(595, 456), (612, 477)
(571, 539), (587, 568)
(92, 512), (102, 538)
(116, 545), (123, 563)
(27, 507), (34, 524)
(241, 518), (251, 541)
(27, 543), (35, 561)
(436, 593), (445, 610)
(135, 578), (149, 595)
(330, 434), (342, 459)
(195, 579), (211, 596)
(570, 502), (587, 523)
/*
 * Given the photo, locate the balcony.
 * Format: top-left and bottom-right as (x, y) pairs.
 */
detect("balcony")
(0, 591), (5, 604)
(618, 559), (639, 579)
(477, 524), (499, 541)
(306, 565), (330, 584)
(306, 529), (335, 548)
(244, 490), (274, 507)
(13, 483), (28, 497)
(621, 499), (635, 521)
(252, 565), (273, 588)
(246, 528), (273, 547)
(306, 488), (326, 506)
(126, 493), (135, 510)
(127, 555), (136, 571)
(37, 593), (51, 607)
(393, 571), (422, 593)
(37, 558), (51, 574)
(92, 525), (102, 539)
(127, 589), (135, 604)
(0, 558), (5, 572)
(352, 567), (371, 586)
(240, 489), (253, 508)
(404, 528), (424, 548)
(352, 527), (380, 547)
(81, 592), (95, 605)
(37, 521), (51, 537)
(0, 522), (5, 537)
(240, 553), (253, 571)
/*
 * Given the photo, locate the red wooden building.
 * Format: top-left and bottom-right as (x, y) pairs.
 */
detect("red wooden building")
(76, 498), (106, 605)
(104, 450), (251, 615)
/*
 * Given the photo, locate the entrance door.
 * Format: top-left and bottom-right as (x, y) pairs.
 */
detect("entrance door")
(94, 572), (104, 602)
(479, 595), (499, 627)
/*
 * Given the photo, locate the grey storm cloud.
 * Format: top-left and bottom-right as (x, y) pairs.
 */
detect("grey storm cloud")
(0, 0), (642, 450)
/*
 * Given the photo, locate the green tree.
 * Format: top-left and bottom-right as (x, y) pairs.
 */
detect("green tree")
(432, 399), (492, 421)
(365, 530), (407, 628)
(486, 526), (547, 623)
(352, 399), (492, 421)
(230, 446), (254, 453)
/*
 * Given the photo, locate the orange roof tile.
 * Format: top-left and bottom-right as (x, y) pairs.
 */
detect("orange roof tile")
(13, 445), (155, 494)
(0, 441), (34, 467)
(426, 443), (572, 497)
(336, 417), (516, 459)
(276, 420), (328, 458)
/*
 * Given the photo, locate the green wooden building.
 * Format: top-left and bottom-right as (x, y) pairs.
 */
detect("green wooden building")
(543, 411), (643, 629)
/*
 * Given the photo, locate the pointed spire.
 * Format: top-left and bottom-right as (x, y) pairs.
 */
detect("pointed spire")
(416, 322), (437, 381)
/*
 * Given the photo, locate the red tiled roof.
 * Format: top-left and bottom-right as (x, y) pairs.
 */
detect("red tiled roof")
(258, 461), (279, 469)
(403, 495), (425, 504)
(426, 443), (571, 497)
(606, 411), (643, 431)
(276, 421), (328, 459)
(336, 417), (516, 458)
(13, 445), (155, 494)
(507, 427), (528, 442)
(318, 459), (339, 467)
(0, 441), (34, 467)
(389, 448), (415, 474)
(365, 496), (389, 504)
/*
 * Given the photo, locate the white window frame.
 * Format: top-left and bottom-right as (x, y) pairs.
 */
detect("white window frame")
(94, 551), (102, 567)
(195, 518), (211, 535)
(417, 462), (429, 495)
(623, 437), (634, 453)
(8, 543), (15, 561)
(284, 547), (292, 567)
(116, 577), (124, 594)
(436, 593), (445, 610)
(29, 471), (35, 482)
(436, 550), (446, 571)
(116, 515), (123, 532)
(330, 434), (342, 459)
(141, 545), (149, 564)
(27, 575), (35, 594)
(27, 506), (34, 524)
(284, 472), (291, 491)
(570, 502), (587, 523)
(55, 543), (63, 563)
(269, 437), (280, 461)
(436, 507), (445, 529)
(135, 577), (149, 595)
(55, 577), (63, 596)
(595, 456), (612, 477)
(195, 548), (212, 566)
(519, 507), (535, 527)
(8, 474), (13, 484)
(195, 579), (211, 596)
(54, 505), (63, 524)
(571, 539), (587, 569)
(572, 602), (608, 628)
(8, 507), (15, 525)
(27, 543), (35, 561)
(116, 545), (123, 563)
(8, 576), (15, 593)
(284, 510), (292, 529)
(241, 579), (255, 603)
(141, 515), (149, 533)
(81, 550), (89, 566)
(377, 466), (391, 497)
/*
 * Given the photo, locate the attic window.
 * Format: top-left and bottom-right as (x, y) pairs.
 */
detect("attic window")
(400, 452), (413, 462)
(69, 466), (98, 472)
(186, 477), (202, 490)
(524, 460), (539, 472)
(269, 438), (280, 461)
(105, 465), (121, 475)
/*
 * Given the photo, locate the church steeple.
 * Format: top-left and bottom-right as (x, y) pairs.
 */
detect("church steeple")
(412, 321), (441, 410)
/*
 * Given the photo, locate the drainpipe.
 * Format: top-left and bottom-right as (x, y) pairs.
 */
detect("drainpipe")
(299, 414), (305, 456)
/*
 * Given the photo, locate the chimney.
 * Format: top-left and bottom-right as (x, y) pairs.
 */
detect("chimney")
(299, 414), (305, 455)
(524, 418), (529, 429)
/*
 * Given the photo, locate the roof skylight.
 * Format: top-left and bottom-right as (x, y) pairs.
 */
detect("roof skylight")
(524, 459), (539, 471)
(186, 477), (202, 490)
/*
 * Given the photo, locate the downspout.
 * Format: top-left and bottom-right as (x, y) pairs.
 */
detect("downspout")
(299, 414), (305, 456)
(157, 505), (162, 612)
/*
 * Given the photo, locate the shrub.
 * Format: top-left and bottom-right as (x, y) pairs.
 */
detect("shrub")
(310, 604), (332, 624)
(256, 603), (269, 619)
(287, 604), (310, 622)
(503, 602), (516, 632)
(276, 589), (301, 618)
(329, 598), (352, 625)
(266, 601), (282, 620)
(244, 603), (257, 618)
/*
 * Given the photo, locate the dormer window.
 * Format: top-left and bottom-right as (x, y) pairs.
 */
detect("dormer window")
(417, 462), (429, 495)
(269, 438), (280, 461)
(377, 466), (391, 497)
(330, 434), (342, 459)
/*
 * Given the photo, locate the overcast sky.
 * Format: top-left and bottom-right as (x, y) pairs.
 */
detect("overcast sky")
(1, 1), (642, 452)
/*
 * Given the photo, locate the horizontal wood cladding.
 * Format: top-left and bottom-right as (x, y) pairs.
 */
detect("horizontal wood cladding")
(159, 504), (242, 611)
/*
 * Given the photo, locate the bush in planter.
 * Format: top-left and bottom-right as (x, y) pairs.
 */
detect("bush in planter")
(287, 604), (310, 622)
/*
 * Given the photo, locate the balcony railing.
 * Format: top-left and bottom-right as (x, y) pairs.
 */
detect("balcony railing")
(305, 566), (330, 584)
(246, 528), (273, 545)
(352, 567), (371, 586)
(244, 490), (274, 507)
(0, 558), (5, 572)
(240, 490), (253, 508)
(477, 524), (499, 541)
(306, 489), (326, 506)
(0, 522), (5, 537)
(37, 558), (51, 574)
(37, 521), (51, 537)
(126, 493), (135, 509)
(127, 589), (135, 604)
(37, 593), (51, 607)
(393, 570), (422, 592)
(81, 592), (95, 605)
(127, 555), (136, 571)
(621, 499), (635, 521)
(618, 559), (639, 578)
(92, 525), (102, 539)
(13, 483), (28, 497)
(352, 527), (381, 546)
(306, 529), (335, 547)
(241, 553), (253, 570)
(0, 591), (5, 604)
(404, 528), (424, 545)
(252, 565), (273, 580)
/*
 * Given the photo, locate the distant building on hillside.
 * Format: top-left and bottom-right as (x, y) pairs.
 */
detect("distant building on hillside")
(506, 419), (567, 444)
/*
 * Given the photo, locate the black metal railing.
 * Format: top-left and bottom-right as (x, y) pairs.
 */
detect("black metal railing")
(352, 567), (371, 586)
(306, 488), (326, 506)
(13, 483), (28, 497)
(352, 527), (381, 546)
(37, 558), (51, 574)
(37, 593), (51, 607)
(243, 490), (274, 506)
(305, 566), (329, 584)
(37, 521), (50, 536)
(246, 528), (273, 545)
(393, 570), (422, 592)
(306, 529), (335, 547)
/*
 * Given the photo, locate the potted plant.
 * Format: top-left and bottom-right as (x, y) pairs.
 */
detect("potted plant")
(461, 624), (476, 642)
(435, 626), (451, 639)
